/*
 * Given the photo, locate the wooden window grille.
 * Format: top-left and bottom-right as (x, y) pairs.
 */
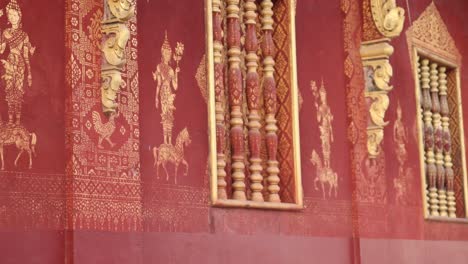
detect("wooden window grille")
(415, 53), (468, 220)
(206, 0), (303, 210)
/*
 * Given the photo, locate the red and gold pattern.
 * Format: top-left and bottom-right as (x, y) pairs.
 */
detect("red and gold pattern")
(65, 0), (141, 231)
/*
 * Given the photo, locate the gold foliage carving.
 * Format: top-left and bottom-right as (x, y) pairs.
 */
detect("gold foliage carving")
(370, 0), (405, 38)
(406, 2), (461, 67)
(101, 0), (136, 114)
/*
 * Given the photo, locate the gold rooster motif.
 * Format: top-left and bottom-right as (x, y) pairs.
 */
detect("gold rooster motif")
(92, 111), (118, 149)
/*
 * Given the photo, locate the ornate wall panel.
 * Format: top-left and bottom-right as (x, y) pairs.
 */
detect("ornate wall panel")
(65, 0), (141, 231)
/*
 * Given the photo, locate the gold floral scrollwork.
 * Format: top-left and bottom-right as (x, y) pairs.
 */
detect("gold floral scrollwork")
(367, 91), (390, 127)
(367, 127), (384, 159)
(101, 0), (135, 114)
(370, 0), (405, 38)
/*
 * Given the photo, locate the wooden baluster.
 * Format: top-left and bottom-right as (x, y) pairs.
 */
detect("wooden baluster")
(213, 0), (228, 200)
(261, 0), (281, 203)
(430, 62), (447, 216)
(244, 0), (264, 202)
(417, 57), (430, 214)
(226, 0), (246, 200)
(439, 67), (456, 218)
(421, 59), (438, 216)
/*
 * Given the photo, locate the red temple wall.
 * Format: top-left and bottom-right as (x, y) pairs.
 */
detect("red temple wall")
(2, 0), (468, 263)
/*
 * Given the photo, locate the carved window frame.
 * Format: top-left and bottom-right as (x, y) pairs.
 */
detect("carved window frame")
(205, 0), (303, 210)
(408, 4), (468, 221)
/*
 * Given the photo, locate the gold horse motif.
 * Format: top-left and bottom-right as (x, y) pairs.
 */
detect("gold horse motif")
(153, 127), (191, 184)
(311, 150), (338, 198)
(0, 123), (37, 170)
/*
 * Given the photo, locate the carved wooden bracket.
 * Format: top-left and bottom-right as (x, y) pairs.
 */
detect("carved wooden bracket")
(101, 0), (135, 114)
(362, 0), (405, 159)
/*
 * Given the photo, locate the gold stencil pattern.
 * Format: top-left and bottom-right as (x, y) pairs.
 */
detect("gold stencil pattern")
(152, 32), (191, 185)
(310, 80), (338, 198)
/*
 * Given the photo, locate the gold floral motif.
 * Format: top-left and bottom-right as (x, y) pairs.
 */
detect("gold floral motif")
(195, 54), (207, 104)
(310, 80), (338, 198)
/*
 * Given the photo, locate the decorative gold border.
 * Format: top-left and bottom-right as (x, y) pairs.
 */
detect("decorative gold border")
(205, 0), (303, 210)
(412, 44), (468, 220)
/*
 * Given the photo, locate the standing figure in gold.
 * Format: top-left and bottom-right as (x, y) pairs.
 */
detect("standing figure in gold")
(393, 101), (408, 204)
(312, 80), (334, 167)
(310, 80), (338, 198)
(0, 0), (35, 125)
(152, 32), (184, 145)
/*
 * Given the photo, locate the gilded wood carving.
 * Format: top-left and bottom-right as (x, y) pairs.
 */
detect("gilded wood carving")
(361, 0), (404, 158)
(101, 0), (135, 114)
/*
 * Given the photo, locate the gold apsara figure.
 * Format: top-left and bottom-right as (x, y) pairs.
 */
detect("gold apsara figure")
(152, 32), (184, 145)
(313, 80), (334, 167)
(0, 0), (35, 125)
(393, 101), (408, 204)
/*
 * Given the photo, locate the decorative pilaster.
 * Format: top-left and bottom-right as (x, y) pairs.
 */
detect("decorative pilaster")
(213, 0), (228, 200)
(261, 0), (280, 203)
(362, 0), (405, 158)
(101, 0), (136, 114)
(244, 0), (263, 202)
(439, 66), (456, 218)
(226, 0), (246, 201)
(420, 59), (439, 216)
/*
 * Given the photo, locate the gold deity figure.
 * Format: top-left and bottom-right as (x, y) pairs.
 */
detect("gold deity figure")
(393, 101), (407, 173)
(313, 81), (334, 167)
(0, 0), (35, 125)
(152, 32), (184, 145)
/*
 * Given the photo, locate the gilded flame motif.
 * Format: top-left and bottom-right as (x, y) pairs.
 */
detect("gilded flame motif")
(152, 32), (190, 184)
(310, 80), (338, 198)
(0, 0), (38, 170)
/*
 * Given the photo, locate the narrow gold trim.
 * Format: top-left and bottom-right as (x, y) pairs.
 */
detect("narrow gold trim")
(456, 69), (468, 218)
(288, 0), (304, 207)
(205, 0), (218, 204)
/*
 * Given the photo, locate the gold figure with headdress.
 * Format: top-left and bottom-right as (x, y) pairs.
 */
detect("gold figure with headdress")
(152, 32), (184, 145)
(0, 0), (35, 125)
(312, 80), (334, 167)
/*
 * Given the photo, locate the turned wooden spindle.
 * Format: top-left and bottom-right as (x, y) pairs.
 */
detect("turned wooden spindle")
(430, 62), (447, 216)
(417, 57), (430, 213)
(261, 0), (281, 203)
(213, 0), (228, 200)
(244, 0), (264, 202)
(439, 66), (456, 218)
(226, 0), (246, 200)
(420, 59), (439, 216)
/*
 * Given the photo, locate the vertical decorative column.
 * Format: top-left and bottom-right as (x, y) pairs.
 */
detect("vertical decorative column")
(261, 0), (281, 203)
(213, 0), (228, 200)
(226, 0), (246, 201)
(244, 0), (263, 202)
(439, 66), (457, 218)
(101, 0), (136, 114)
(420, 59), (439, 216)
(430, 62), (447, 216)
(362, 0), (405, 158)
